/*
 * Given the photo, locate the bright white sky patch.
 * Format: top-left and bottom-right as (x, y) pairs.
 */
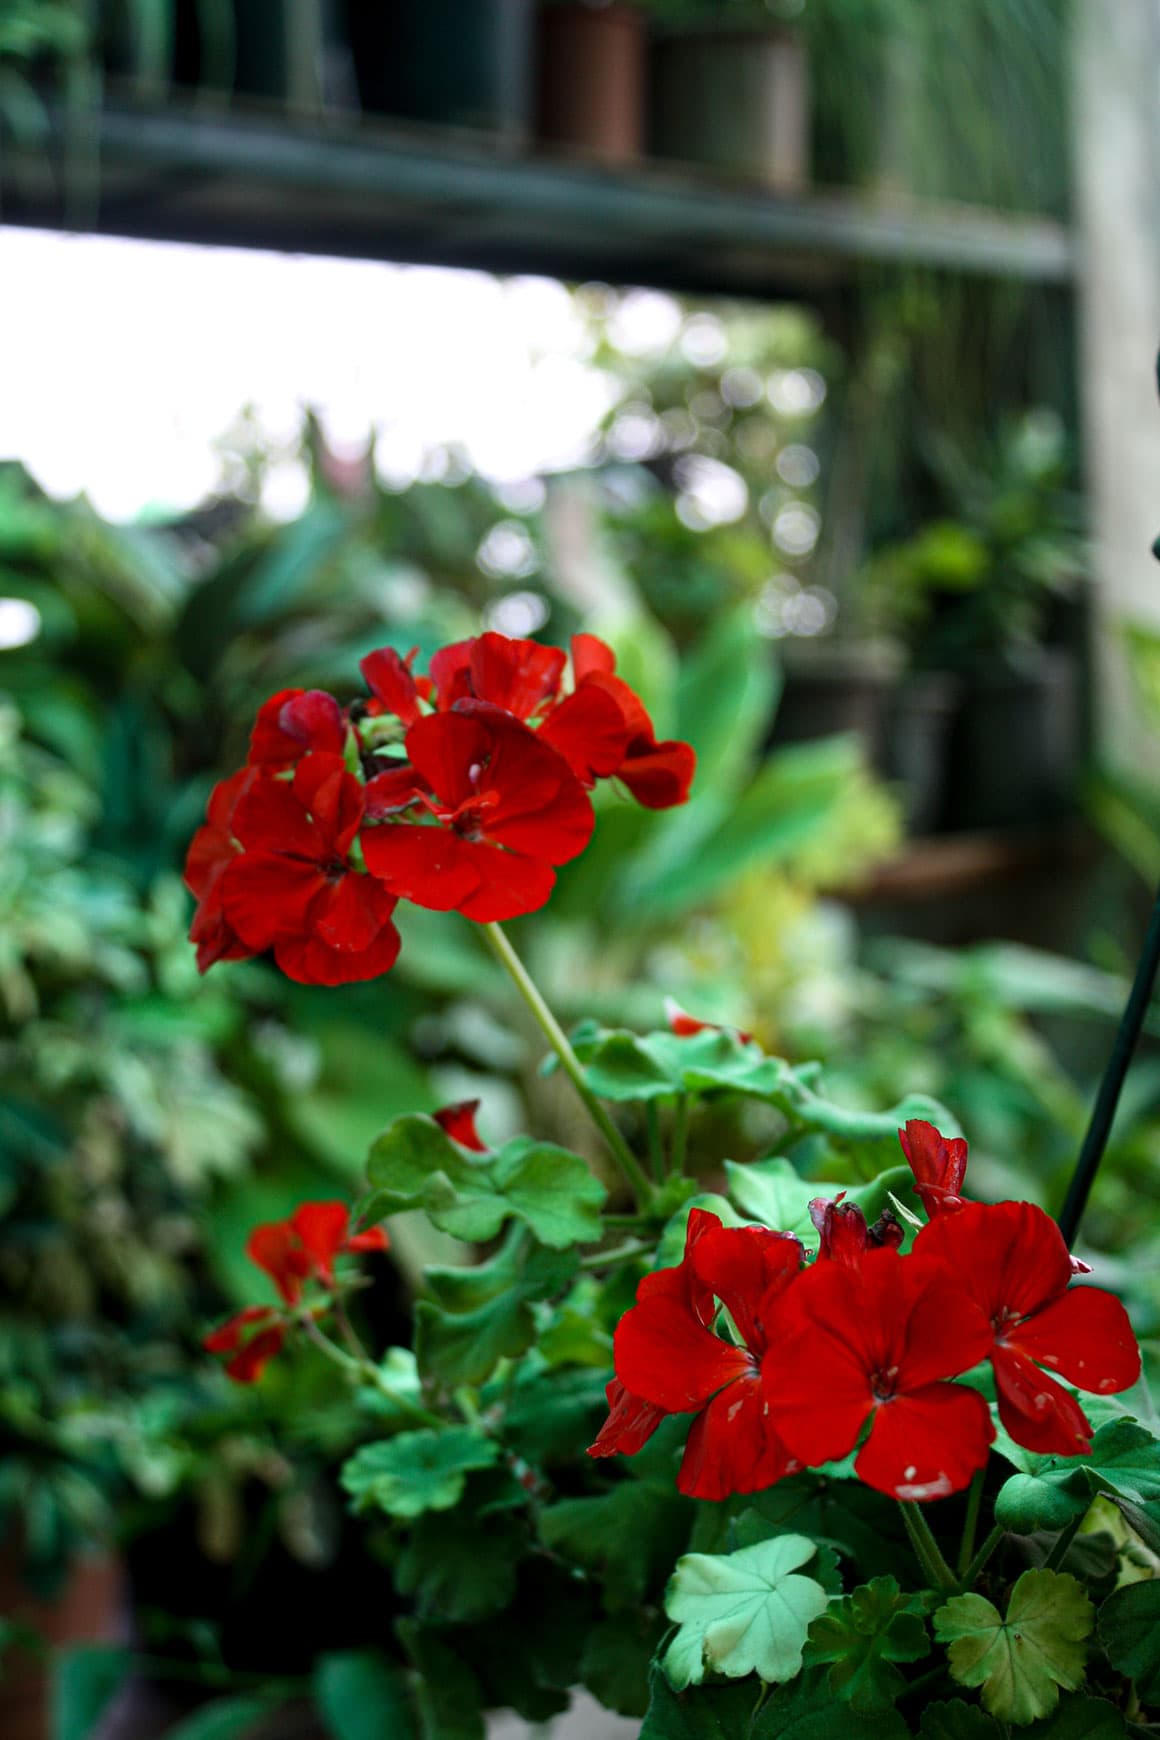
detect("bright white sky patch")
(0, 229), (629, 521)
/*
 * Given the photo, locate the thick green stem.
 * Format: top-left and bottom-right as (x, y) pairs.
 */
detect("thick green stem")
(579, 1239), (650, 1272)
(481, 921), (654, 1208)
(899, 1501), (958, 1594)
(960, 1523), (1004, 1589)
(671, 1093), (690, 1177)
(1043, 1512), (1084, 1572)
(957, 1469), (985, 1576)
(299, 1314), (444, 1430)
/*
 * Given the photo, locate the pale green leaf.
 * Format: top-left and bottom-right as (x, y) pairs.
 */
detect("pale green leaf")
(663, 1535), (830, 1687)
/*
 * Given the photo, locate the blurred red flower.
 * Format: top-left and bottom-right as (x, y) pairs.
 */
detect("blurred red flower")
(184, 767), (258, 971)
(248, 688), (347, 767)
(899, 1119), (969, 1218)
(540, 634), (696, 809)
(433, 1099), (489, 1152)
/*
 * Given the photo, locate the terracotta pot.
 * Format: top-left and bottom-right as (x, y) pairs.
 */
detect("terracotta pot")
(0, 1549), (124, 1740)
(536, 2), (647, 164)
(650, 21), (810, 189)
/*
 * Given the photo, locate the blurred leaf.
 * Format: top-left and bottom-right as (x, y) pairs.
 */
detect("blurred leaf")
(314, 1650), (418, 1740)
(51, 1644), (130, 1740)
(341, 1427), (498, 1519)
(164, 1696), (274, 1739)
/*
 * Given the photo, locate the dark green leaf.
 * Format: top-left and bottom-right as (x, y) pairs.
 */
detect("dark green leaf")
(996, 1421), (1160, 1535)
(416, 1235), (578, 1387)
(581, 1612), (664, 1717)
(539, 1478), (693, 1608)
(1028, 1695), (1128, 1738)
(804, 1575), (930, 1711)
(314, 1650), (418, 1740)
(639, 1670), (758, 1740)
(164, 1698), (274, 1740)
(396, 1505), (524, 1623)
(494, 1365), (610, 1465)
(1099, 1581), (1160, 1702)
(919, 1702), (1002, 1740)
(397, 1621), (484, 1740)
(51, 1645), (130, 1740)
(752, 1668), (913, 1739)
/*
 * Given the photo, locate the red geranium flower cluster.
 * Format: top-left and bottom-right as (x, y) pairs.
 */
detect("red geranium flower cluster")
(591, 1119), (1140, 1503)
(204, 1199), (387, 1383)
(185, 633), (695, 985)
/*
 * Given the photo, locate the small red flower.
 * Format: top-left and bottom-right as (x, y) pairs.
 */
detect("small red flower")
(591, 1209), (804, 1500)
(664, 997), (754, 1045)
(246, 1200), (389, 1306)
(809, 1196), (905, 1266)
(899, 1120), (969, 1218)
(184, 767), (258, 971)
(359, 646), (427, 727)
(540, 635), (696, 809)
(361, 703), (594, 922)
(763, 1248), (995, 1501)
(433, 1099), (489, 1152)
(248, 688), (347, 767)
(429, 633), (567, 720)
(220, 753), (401, 985)
(203, 1306), (286, 1384)
(914, 1201), (1140, 1456)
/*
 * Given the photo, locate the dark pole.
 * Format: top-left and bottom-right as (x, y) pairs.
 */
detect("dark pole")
(1057, 884), (1160, 1246)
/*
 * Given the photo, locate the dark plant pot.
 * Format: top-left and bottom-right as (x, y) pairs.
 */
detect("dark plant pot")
(945, 649), (1081, 832)
(0, 1548), (124, 1740)
(231, 0), (328, 109)
(650, 21), (809, 188)
(536, 2), (647, 164)
(884, 670), (961, 836)
(767, 640), (902, 766)
(347, 0), (534, 140)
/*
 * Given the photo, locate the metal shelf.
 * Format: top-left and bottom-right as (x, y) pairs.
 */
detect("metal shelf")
(6, 104), (1076, 297)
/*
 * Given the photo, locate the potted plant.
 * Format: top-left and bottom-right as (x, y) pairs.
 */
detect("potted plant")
(647, 0), (810, 189)
(344, 0), (534, 142)
(535, 0), (648, 164)
(146, 626), (1157, 1736)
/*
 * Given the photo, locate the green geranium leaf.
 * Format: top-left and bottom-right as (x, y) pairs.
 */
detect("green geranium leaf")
(52, 1645), (131, 1740)
(1098, 1579), (1160, 1702)
(539, 1479), (692, 1609)
(314, 1651), (418, 1740)
(581, 1612), (663, 1717)
(364, 1116), (605, 1247)
(934, 1569), (1094, 1724)
(493, 1365), (610, 1465)
(395, 1501), (524, 1623)
(724, 1158), (921, 1249)
(996, 1420), (1160, 1535)
(165, 1698), (275, 1739)
(804, 1574), (930, 1711)
(639, 1670), (757, 1739)
(397, 1621), (484, 1740)
(1026, 1695), (1129, 1738)
(663, 1534), (830, 1687)
(416, 1233), (578, 1386)
(918, 1701), (1002, 1739)
(341, 1428), (498, 1519)
(752, 1670), (913, 1739)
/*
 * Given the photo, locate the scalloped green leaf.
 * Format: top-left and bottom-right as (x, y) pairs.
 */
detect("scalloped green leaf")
(724, 1158), (921, 1247)
(918, 1701), (1002, 1739)
(995, 1420), (1160, 1535)
(415, 1233), (578, 1386)
(934, 1570), (1093, 1724)
(804, 1574), (930, 1712)
(1098, 1579), (1160, 1702)
(663, 1535), (830, 1687)
(340, 1428), (498, 1519)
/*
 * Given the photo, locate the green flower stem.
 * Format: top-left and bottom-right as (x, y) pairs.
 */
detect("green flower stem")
(1043, 1511), (1084, 1572)
(646, 1100), (665, 1183)
(481, 920), (654, 1209)
(298, 1313), (445, 1431)
(899, 1501), (958, 1594)
(671, 1092), (690, 1177)
(579, 1238), (650, 1271)
(957, 1468), (985, 1576)
(960, 1523), (1004, 1589)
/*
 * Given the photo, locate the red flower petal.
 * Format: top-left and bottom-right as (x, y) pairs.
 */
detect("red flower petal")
(588, 1378), (668, 1459)
(855, 1384), (994, 1501)
(637, 1206), (719, 1327)
(361, 823), (482, 912)
(899, 1120), (969, 1217)
(203, 1305), (276, 1354)
(429, 640), (475, 711)
(915, 1201), (1075, 1325)
(810, 1196), (870, 1268)
(405, 711), (492, 809)
(189, 860), (252, 972)
(1009, 1286), (1140, 1395)
(452, 702), (595, 865)
(310, 871), (398, 953)
(618, 737), (697, 809)
(222, 852), (326, 950)
(225, 1324), (287, 1383)
(433, 1100), (489, 1152)
(571, 633), (617, 683)
(246, 1221), (311, 1305)
(249, 689), (346, 766)
(290, 1201), (351, 1284)
(360, 646), (422, 726)
(538, 683), (631, 784)
(455, 843), (556, 923)
(292, 754), (364, 858)
(614, 1293), (753, 1414)
(690, 1225), (802, 1355)
(678, 1374), (797, 1501)
(363, 764), (429, 818)
(992, 1344), (1093, 1456)
(273, 918), (400, 985)
(469, 632), (566, 720)
(345, 1225), (389, 1254)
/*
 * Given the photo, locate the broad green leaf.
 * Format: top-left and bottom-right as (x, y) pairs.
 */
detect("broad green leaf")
(995, 1420), (1160, 1535)
(397, 1621), (484, 1740)
(725, 1159), (921, 1247)
(1097, 1579), (1160, 1702)
(315, 1652), (417, 1740)
(52, 1645), (130, 1740)
(365, 1116), (605, 1247)
(165, 1698), (274, 1739)
(804, 1575), (930, 1711)
(416, 1234), (578, 1386)
(1026, 1696), (1128, 1738)
(581, 1612), (663, 1717)
(663, 1535), (830, 1686)
(395, 1501), (524, 1623)
(341, 1428), (498, 1519)
(639, 1669), (756, 1739)
(539, 1479), (693, 1609)
(918, 1702), (1002, 1739)
(934, 1569), (1093, 1723)
(752, 1670), (913, 1739)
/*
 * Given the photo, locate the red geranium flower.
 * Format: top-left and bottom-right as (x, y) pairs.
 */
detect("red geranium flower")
(809, 1195), (903, 1266)
(184, 767), (258, 971)
(359, 646), (429, 727)
(763, 1247), (995, 1501)
(429, 633), (567, 720)
(203, 1306), (287, 1384)
(540, 634), (696, 809)
(248, 1199), (389, 1305)
(591, 1209), (803, 1500)
(433, 1099), (489, 1152)
(248, 688), (347, 767)
(220, 753), (401, 986)
(914, 1201), (1140, 1455)
(664, 997), (753, 1045)
(361, 703), (593, 922)
(899, 1119), (969, 1219)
